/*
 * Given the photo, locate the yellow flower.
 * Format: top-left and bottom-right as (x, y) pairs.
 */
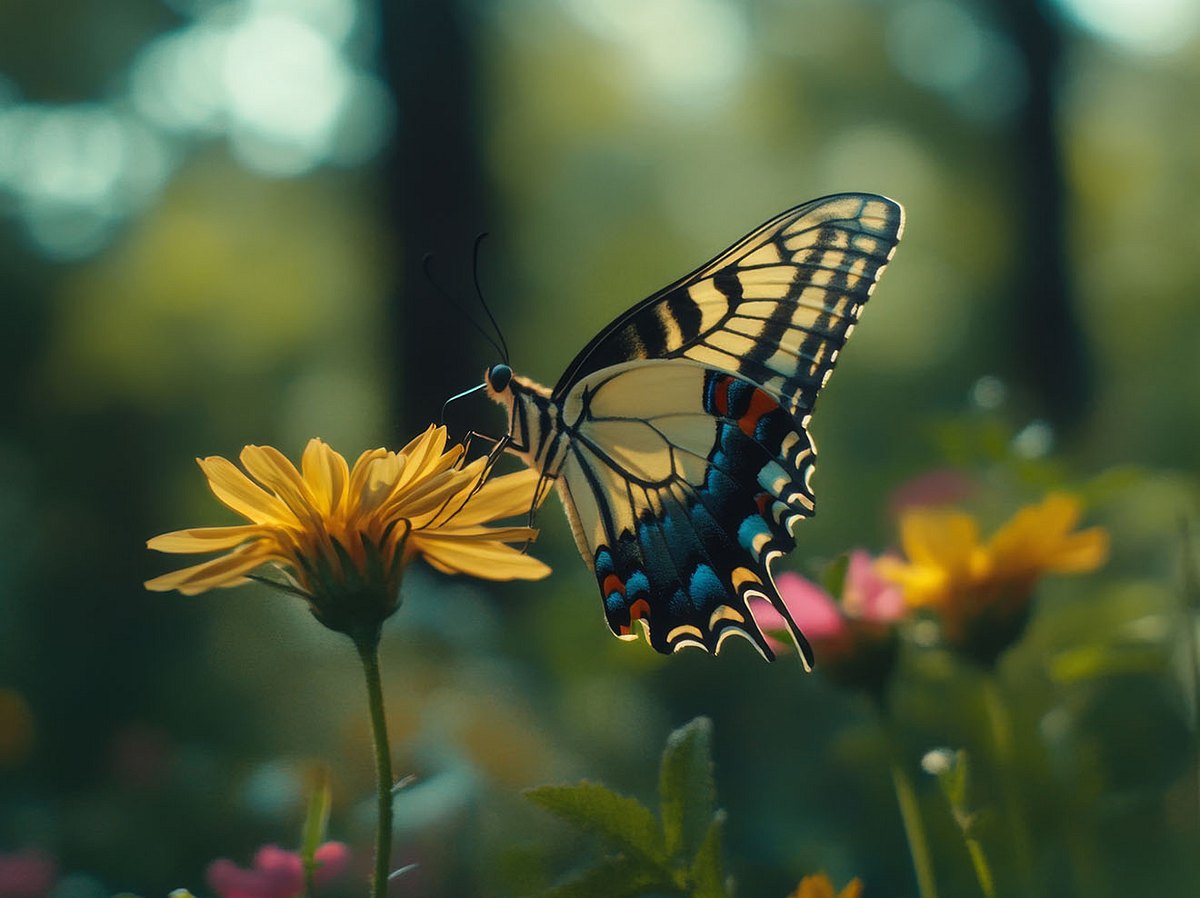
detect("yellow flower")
(146, 426), (550, 636)
(878, 510), (991, 612)
(878, 492), (1108, 663)
(787, 872), (863, 898)
(986, 493), (1109, 582)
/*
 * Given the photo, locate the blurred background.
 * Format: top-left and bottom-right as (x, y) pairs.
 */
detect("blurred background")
(1, 0), (1198, 895)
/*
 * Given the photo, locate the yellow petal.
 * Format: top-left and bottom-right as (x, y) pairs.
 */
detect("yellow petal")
(397, 433), (463, 492)
(788, 874), (835, 898)
(431, 524), (540, 543)
(1033, 492), (1084, 530)
(198, 455), (292, 525)
(396, 425), (448, 480)
(386, 461), (485, 525)
(354, 452), (406, 514)
(240, 445), (322, 526)
(990, 493), (1075, 557)
(144, 544), (276, 595)
(390, 425), (440, 491)
(347, 447), (393, 507)
(1044, 526), (1109, 573)
(900, 508), (982, 572)
(988, 493), (1102, 576)
(301, 438), (350, 517)
(395, 423), (440, 459)
(415, 534), (552, 580)
(452, 467), (543, 525)
(787, 874), (862, 898)
(876, 557), (950, 609)
(147, 524), (265, 553)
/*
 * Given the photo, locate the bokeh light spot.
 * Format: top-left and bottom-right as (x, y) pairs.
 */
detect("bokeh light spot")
(887, 0), (1027, 123)
(562, 0), (749, 108)
(1052, 0), (1199, 54)
(223, 13), (351, 176)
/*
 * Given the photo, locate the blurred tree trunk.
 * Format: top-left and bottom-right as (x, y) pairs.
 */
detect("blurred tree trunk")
(996, 0), (1093, 429)
(379, 0), (491, 438)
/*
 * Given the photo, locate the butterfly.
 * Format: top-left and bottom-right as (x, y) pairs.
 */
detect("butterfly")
(484, 193), (904, 666)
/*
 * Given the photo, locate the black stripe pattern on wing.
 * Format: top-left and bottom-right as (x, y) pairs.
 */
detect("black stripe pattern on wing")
(588, 371), (817, 664)
(551, 194), (904, 406)
(682, 206), (901, 417)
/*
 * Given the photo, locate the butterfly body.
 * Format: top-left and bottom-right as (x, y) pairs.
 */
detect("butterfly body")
(486, 193), (905, 665)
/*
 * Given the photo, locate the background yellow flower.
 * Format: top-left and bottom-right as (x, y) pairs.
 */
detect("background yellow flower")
(878, 493), (1109, 663)
(787, 872), (863, 898)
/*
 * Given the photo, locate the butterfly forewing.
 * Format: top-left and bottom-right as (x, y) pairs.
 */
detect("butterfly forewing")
(552, 194), (904, 420)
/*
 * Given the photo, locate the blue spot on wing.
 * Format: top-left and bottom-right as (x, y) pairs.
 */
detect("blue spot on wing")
(627, 571), (650, 598)
(737, 515), (771, 555)
(596, 548), (616, 577)
(689, 564), (725, 611)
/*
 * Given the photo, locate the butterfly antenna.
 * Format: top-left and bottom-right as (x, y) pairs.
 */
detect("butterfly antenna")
(422, 253), (505, 359)
(440, 381), (488, 423)
(472, 233), (509, 365)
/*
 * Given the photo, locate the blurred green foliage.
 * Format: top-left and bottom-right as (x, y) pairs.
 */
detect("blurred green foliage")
(1, 0), (1199, 896)
(526, 717), (727, 897)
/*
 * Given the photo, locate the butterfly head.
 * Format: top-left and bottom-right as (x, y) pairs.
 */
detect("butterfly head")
(485, 363), (513, 394)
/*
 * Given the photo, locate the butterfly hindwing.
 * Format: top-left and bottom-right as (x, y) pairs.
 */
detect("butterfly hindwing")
(554, 360), (818, 662)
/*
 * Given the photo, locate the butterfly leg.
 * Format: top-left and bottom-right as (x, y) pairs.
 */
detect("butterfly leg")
(461, 429), (501, 457)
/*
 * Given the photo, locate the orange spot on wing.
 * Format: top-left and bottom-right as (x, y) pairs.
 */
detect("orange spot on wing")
(738, 389), (778, 437)
(619, 597), (652, 636)
(755, 492), (773, 518)
(602, 574), (624, 597)
(712, 376), (731, 417)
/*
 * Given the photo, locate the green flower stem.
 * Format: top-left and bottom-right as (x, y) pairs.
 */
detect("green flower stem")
(964, 833), (996, 898)
(979, 674), (1035, 897)
(354, 630), (394, 898)
(889, 754), (940, 898)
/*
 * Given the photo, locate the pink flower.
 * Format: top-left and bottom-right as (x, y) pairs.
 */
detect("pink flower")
(753, 550), (908, 699)
(841, 550), (905, 623)
(752, 551), (906, 652)
(752, 573), (844, 655)
(207, 843), (349, 898)
(0, 849), (57, 898)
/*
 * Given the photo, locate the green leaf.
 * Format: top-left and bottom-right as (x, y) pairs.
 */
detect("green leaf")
(945, 749), (969, 810)
(526, 782), (667, 864)
(821, 553), (850, 600)
(541, 855), (676, 898)
(688, 812), (729, 898)
(299, 767), (332, 897)
(659, 717), (715, 860)
(300, 766), (332, 863)
(925, 747), (967, 810)
(1048, 644), (1166, 683)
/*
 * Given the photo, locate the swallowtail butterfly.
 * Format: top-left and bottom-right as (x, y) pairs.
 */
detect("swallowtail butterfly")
(485, 193), (904, 666)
